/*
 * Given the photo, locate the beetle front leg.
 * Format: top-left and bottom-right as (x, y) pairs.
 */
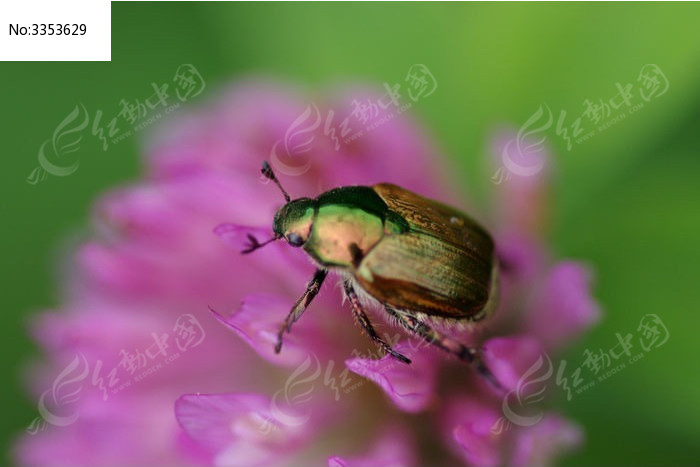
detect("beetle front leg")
(385, 306), (502, 389)
(344, 281), (412, 364)
(275, 268), (328, 354)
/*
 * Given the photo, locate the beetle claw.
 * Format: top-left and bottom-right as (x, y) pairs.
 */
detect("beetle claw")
(242, 233), (281, 254)
(241, 234), (261, 254)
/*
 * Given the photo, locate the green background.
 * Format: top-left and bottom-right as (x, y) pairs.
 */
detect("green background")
(2, 2), (699, 465)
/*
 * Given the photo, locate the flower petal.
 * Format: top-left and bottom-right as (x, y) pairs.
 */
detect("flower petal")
(316, 88), (459, 204)
(175, 392), (311, 467)
(482, 336), (547, 392)
(443, 397), (505, 467)
(210, 294), (322, 368)
(328, 426), (416, 467)
(526, 262), (601, 349)
(17, 392), (202, 467)
(511, 413), (583, 467)
(345, 343), (437, 413)
(490, 129), (552, 238)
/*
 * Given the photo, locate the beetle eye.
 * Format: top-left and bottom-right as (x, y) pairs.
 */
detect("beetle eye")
(286, 233), (304, 247)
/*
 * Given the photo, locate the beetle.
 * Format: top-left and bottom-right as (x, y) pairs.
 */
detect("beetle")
(243, 161), (500, 386)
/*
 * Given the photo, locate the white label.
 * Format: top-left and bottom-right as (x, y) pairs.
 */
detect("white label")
(0, 0), (110, 61)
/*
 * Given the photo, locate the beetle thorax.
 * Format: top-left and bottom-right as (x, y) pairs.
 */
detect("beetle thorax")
(305, 205), (384, 268)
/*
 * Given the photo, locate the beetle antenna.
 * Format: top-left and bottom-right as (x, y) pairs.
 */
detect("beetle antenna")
(241, 233), (280, 254)
(261, 161), (291, 202)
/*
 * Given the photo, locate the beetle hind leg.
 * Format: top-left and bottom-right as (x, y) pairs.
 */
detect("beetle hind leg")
(385, 306), (502, 389)
(343, 281), (412, 364)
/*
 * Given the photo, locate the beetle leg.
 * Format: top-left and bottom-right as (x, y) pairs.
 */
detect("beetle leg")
(385, 306), (502, 389)
(344, 281), (412, 364)
(274, 268), (328, 354)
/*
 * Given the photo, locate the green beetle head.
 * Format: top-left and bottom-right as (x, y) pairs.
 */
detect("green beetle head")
(273, 198), (315, 247)
(242, 161), (316, 255)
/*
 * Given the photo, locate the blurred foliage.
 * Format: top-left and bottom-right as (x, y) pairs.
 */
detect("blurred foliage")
(2, 2), (700, 464)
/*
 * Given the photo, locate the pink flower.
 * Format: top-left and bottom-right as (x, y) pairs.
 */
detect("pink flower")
(16, 81), (599, 466)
